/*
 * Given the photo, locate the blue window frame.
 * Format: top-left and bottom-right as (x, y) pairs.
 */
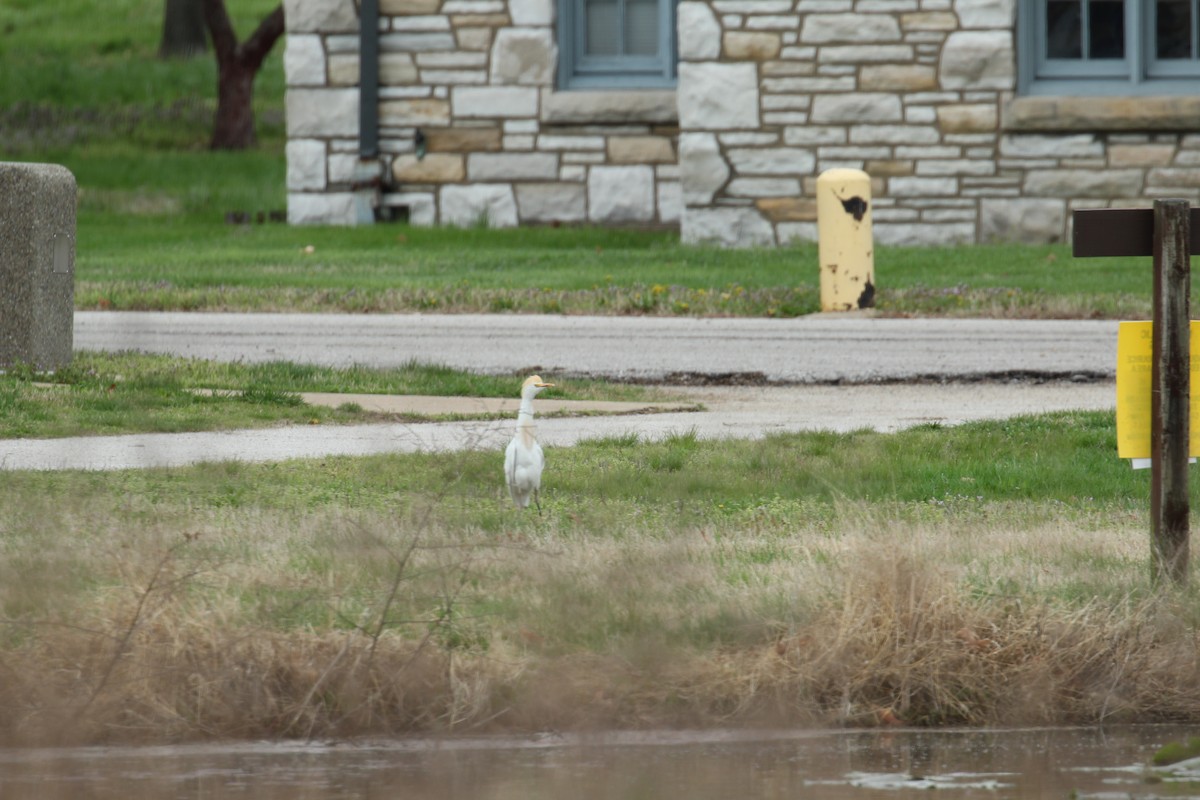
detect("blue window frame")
(557, 0), (678, 89)
(1020, 0), (1200, 94)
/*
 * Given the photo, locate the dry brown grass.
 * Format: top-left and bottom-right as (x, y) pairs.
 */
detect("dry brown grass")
(0, 500), (1197, 745)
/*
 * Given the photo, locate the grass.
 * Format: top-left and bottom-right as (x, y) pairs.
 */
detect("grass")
(0, 411), (1197, 744)
(0, 351), (670, 439)
(3, 0), (1198, 748)
(0, 0), (1168, 319)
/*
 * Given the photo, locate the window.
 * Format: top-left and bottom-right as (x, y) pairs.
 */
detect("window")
(557, 0), (678, 89)
(1020, 0), (1200, 93)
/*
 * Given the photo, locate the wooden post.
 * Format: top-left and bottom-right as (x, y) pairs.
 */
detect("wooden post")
(1151, 199), (1190, 584)
(1073, 201), (1194, 585)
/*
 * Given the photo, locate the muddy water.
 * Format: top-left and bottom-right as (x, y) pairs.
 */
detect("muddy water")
(1, 726), (1197, 800)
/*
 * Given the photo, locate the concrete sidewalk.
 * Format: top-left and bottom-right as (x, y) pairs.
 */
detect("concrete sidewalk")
(1, 382), (1116, 472)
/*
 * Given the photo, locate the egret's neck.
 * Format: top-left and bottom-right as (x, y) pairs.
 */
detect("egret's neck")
(516, 395), (537, 428)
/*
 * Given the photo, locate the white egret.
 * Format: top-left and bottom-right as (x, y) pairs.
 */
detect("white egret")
(504, 375), (554, 511)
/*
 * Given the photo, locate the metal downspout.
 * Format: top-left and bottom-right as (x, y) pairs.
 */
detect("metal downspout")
(354, 0), (381, 223)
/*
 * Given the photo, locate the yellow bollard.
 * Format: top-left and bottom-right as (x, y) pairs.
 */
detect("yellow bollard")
(816, 168), (875, 312)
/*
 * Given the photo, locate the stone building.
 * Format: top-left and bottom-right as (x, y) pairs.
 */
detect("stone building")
(284, 0), (1200, 246)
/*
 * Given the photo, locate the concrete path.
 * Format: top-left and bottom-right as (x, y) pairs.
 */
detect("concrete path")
(1, 382), (1115, 472)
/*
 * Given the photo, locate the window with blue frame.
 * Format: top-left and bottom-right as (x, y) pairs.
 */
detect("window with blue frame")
(1020, 0), (1200, 94)
(557, 0), (678, 89)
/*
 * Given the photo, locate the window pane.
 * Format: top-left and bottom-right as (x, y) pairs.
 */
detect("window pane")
(1088, 0), (1125, 58)
(586, 0), (620, 56)
(1047, 0), (1083, 57)
(625, 0), (659, 56)
(1156, 0), (1193, 57)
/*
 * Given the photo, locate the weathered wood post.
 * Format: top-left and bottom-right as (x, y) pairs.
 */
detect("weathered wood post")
(1074, 200), (1196, 585)
(0, 162), (77, 371)
(1151, 200), (1191, 584)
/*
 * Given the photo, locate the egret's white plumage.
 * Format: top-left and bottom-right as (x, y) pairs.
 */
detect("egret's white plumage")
(504, 375), (554, 511)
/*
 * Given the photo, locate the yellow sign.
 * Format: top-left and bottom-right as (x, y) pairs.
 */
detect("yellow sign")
(1115, 320), (1200, 458)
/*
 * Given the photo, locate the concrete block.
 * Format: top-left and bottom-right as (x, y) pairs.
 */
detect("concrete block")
(0, 162), (76, 370)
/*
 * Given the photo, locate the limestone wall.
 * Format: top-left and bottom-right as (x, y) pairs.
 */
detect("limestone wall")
(284, 0), (1200, 244)
(676, 0), (1200, 246)
(283, 0), (681, 227)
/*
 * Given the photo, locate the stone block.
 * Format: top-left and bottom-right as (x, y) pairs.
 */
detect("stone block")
(541, 90), (678, 124)
(510, 0), (554, 25)
(980, 198), (1065, 243)
(679, 2), (722, 60)
(381, 53), (421, 84)
(452, 86), (540, 117)
(457, 27), (495, 50)
(448, 13), (512, 27)
(714, 0), (793, 10)
(864, 64), (936, 90)
(658, 181), (683, 223)
(379, 98), (452, 126)
(427, 127), (503, 151)
(820, 45), (915, 63)
(0, 162), (75, 370)
(900, 11), (958, 29)
(516, 183), (586, 222)
(538, 134), (606, 151)
(889, 175), (957, 195)
(678, 63), (760, 130)
(589, 166), (656, 222)
(380, 32), (458, 52)
(939, 31), (1015, 90)
(679, 132), (730, 205)
(937, 104), (998, 133)
(608, 136), (676, 164)
(849, 125), (940, 145)
(955, 0), (1015, 27)
(810, 94), (903, 123)
(381, 191), (437, 225)
(1023, 169), (1145, 197)
(1109, 144), (1177, 167)
(328, 54), (360, 86)
(727, 177), (802, 197)
(490, 27), (556, 84)
(862, 160), (913, 177)
(394, 15), (452, 32)
(380, 0), (442, 13)
(287, 89), (359, 137)
(287, 139), (327, 190)
(393, 154), (466, 183)
(468, 152), (558, 180)
(285, 35), (326, 86)
(874, 222), (975, 245)
(682, 207), (777, 247)
(727, 147), (816, 175)
(999, 133), (1103, 158)
(440, 184), (519, 227)
(800, 13), (902, 43)
(723, 32), (782, 60)
(288, 192), (359, 225)
(1147, 168), (1200, 188)
(756, 197), (819, 222)
(283, 0), (357, 33)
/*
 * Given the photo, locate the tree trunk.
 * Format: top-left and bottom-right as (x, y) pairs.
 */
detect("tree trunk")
(160, 0), (209, 58)
(202, 0), (285, 150)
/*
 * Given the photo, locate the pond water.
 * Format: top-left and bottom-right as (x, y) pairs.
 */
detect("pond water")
(1, 725), (1198, 800)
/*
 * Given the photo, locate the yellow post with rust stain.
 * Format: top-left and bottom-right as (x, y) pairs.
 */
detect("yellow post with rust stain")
(817, 168), (875, 312)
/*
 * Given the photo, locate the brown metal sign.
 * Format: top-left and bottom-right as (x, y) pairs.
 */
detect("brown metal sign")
(1073, 207), (1200, 257)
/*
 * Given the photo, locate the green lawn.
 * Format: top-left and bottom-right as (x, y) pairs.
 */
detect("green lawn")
(1, 0), (1164, 319)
